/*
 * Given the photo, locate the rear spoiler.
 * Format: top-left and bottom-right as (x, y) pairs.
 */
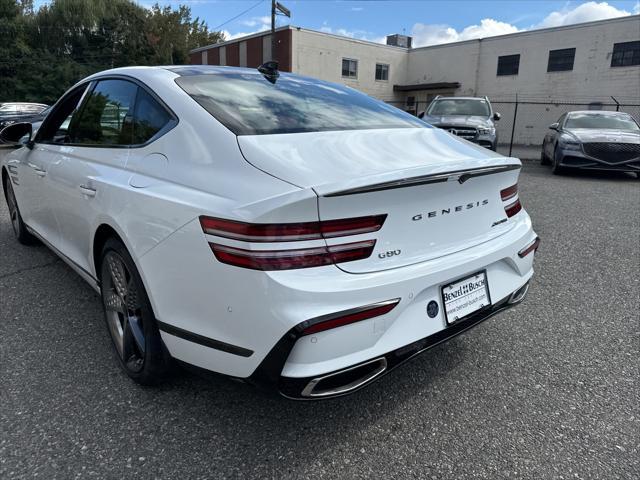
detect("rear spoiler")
(324, 164), (520, 197)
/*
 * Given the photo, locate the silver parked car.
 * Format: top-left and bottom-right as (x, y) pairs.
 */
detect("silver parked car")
(419, 96), (501, 150)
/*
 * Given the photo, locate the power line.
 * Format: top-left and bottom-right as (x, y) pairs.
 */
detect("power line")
(211, 0), (266, 31)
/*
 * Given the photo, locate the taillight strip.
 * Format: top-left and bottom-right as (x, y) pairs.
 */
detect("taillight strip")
(299, 299), (400, 336)
(500, 184), (518, 202)
(518, 237), (541, 258)
(504, 199), (522, 218)
(200, 214), (386, 242)
(209, 240), (376, 271)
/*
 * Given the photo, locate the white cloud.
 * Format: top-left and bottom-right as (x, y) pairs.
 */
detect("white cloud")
(409, 2), (634, 48)
(351, 7), (364, 12)
(411, 18), (519, 47)
(319, 25), (386, 44)
(537, 1), (632, 28)
(634, 1), (640, 14)
(240, 16), (271, 28)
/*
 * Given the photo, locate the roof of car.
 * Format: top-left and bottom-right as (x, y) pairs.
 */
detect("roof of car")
(568, 110), (631, 116)
(432, 97), (487, 101)
(0, 102), (48, 107)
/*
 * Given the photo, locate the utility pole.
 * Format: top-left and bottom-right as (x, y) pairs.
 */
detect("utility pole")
(271, 0), (276, 62)
(271, 1), (290, 62)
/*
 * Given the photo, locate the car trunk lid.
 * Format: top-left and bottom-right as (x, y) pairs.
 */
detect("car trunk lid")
(237, 128), (521, 273)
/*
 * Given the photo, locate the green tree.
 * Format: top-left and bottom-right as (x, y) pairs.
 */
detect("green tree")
(0, 0), (224, 103)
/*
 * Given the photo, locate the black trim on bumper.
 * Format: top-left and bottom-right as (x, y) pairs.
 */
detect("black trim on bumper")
(157, 321), (254, 358)
(249, 295), (515, 399)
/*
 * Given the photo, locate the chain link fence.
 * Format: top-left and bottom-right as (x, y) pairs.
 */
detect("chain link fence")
(387, 98), (640, 160)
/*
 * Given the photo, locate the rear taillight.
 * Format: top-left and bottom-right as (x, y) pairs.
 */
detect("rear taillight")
(209, 240), (376, 271)
(300, 299), (400, 335)
(500, 184), (522, 218)
(199, 214), (386, 242)
(200, 214), (386, 270)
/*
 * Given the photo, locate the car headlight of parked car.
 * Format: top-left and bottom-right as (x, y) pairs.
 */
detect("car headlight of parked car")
(478, 127), (495, 135)
(559, 138), (582, 151)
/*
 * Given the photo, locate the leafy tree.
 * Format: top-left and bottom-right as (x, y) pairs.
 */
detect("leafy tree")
(0, 0), (224, 103)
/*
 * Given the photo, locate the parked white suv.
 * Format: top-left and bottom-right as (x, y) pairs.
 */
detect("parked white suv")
(1, 66), (539, 399)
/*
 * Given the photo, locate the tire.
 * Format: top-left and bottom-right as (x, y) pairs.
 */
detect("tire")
(551, 146), (565, 175)
(99, 237), (172, 385)
(540, 147), (550, 166)
(3, 174), (37, 245)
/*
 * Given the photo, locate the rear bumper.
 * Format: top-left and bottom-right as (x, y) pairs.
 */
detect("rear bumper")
(261, 284), (528, 399)
(141, 212), (537, 382)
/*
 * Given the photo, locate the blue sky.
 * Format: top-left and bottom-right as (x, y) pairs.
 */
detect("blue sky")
(164, 0), (639, 46)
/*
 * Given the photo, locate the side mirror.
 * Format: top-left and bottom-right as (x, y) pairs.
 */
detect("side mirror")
(493, 112), (501, 121)
(0, 122), (33, 148)
(549, 122), (559, 131)
(417, 111), (425, 119)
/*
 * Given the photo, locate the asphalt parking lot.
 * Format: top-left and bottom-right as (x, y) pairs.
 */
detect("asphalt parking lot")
(1, 160), (638, 479)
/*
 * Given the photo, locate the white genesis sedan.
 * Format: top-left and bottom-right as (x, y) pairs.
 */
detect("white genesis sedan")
(1, 65), (539, 399)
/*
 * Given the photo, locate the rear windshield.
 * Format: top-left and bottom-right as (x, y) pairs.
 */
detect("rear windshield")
(427, 99), (490, 117)
(564, 113), (639, 130)
(175, 72), (426, 135)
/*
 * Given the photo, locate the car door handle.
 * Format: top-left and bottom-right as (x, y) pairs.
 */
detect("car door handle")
(27, 163), (46, 177)
(79, 185), (96, 197)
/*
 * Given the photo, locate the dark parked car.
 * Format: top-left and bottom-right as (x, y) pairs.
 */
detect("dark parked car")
(419, 96), (501, 150)
(541, 111), (640, 177)
(0, 102), (49, 130)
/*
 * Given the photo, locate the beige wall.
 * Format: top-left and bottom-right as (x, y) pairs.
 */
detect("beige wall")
(405, 16), (640, 103)
(291, 29), (408, 101)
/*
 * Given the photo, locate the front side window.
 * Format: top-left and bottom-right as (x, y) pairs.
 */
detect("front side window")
(427, 99), (491, 117)
(341, 58), (358, 78)
(497, 54), (520, 76)
(564, 113), (639, 130)
(36, 86), (89, 144)
(176, 72), (425, 135)
(69, 79), (138, 145)
(611, 41), (640, 67)
(375, 63), (389, 81)
(547, 48), (576, 72)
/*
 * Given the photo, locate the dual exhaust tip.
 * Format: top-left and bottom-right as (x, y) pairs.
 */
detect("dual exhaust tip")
(301, 357), (388, 398)
(301, 282), (530, 398)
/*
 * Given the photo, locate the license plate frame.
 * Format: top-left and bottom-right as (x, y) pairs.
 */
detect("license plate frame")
(441, 270), (492, 325)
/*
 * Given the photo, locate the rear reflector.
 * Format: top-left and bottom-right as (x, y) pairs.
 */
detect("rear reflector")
(200, 214), (386, 242)
(210, 240), (376, 271)
(301, 299), (400, 335)
(518, 237), (540, 258)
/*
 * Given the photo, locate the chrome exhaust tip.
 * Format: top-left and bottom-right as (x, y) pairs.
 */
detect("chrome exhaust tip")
(508, 282), (530, 304)
(301, 357), (387, 398)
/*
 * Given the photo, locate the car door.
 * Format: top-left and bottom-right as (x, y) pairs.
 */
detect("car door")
(15, 86), (90, 246)
(45, 79), (138, 274)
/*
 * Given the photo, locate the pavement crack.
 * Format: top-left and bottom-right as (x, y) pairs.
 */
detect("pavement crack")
(0, 258), (61, 281)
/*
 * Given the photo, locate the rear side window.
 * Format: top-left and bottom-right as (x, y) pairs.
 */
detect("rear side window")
(70, 79), (138, 145)
(132, 89), (173, 144)
(175, 72), (426, 135)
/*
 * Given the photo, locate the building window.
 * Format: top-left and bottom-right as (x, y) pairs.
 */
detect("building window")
(611, 41), (640, 67)
(375, 63), (389, 81)
(547, 48), (575, 72)
(497, 54), (520, 76)
(342, 58), (358, 78)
